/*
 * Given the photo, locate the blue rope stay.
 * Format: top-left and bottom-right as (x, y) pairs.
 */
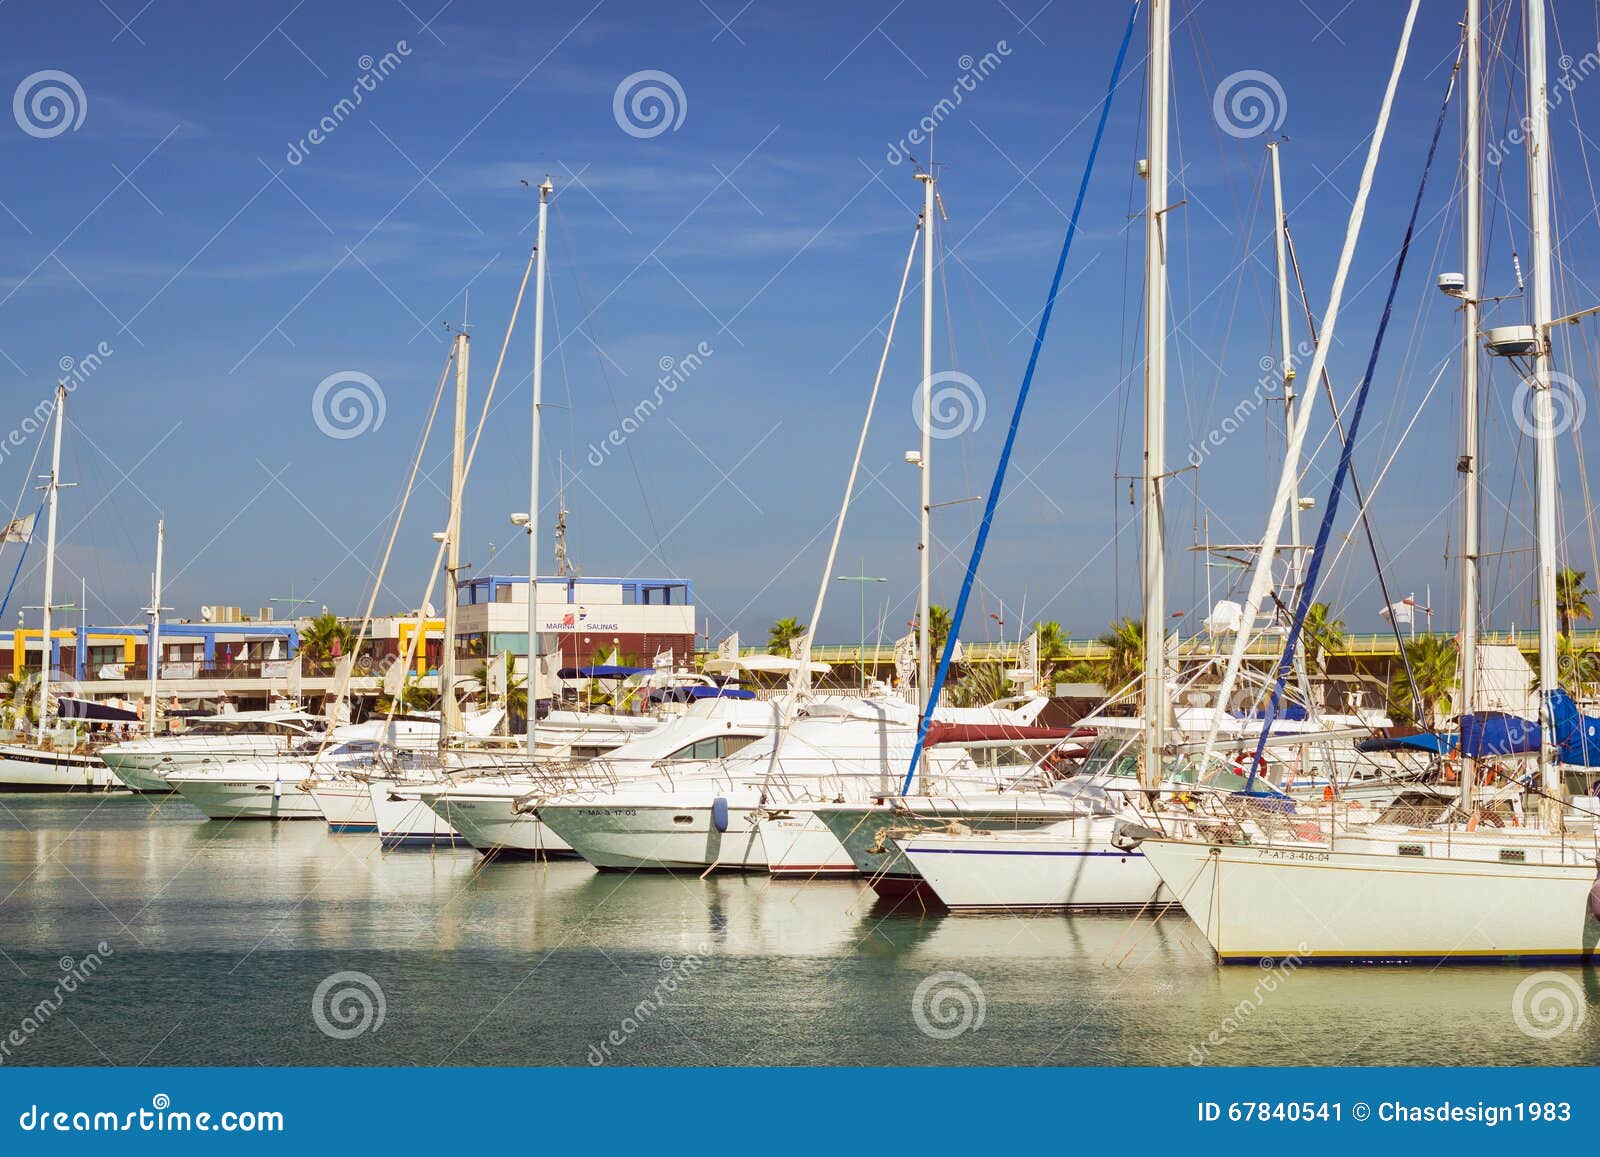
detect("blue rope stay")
(1243, 42), (1462, 793)
(0, 500), (44, 625)
(901, 0), (1141, 795)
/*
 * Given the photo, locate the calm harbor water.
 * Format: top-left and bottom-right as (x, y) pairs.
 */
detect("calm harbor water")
(0, 795), (1597, 1066)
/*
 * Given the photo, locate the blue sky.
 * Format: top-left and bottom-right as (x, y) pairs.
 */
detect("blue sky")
(1, 0), (1596, 647)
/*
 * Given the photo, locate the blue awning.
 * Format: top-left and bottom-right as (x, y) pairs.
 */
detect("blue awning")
(1459, 711), (1541, 759)
(1355, 730), (1456, 755)
(556, 665), (654, 680)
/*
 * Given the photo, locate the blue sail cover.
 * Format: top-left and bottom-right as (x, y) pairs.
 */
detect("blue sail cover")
(1458, 711), (1541, 759)
(1546, 690), (1600, 767)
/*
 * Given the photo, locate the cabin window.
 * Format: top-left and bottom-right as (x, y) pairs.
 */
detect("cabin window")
(1396, 844), (1425, 857)
(1499, 848), (1526, 863)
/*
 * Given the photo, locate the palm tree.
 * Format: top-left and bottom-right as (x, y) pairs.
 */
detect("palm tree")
(1098, 618), (1144, 691)
(300, 612), (355, 668)
(1032, 620), (1067, 660)
(472, 653), (527, 733)
(928, 605), (953, 655)
(1387, 635), (1457, 725)
(948, 662), (1010, 707)
(0, 673), (38, 727)
(1301, 602), (1346, 665)
(767, 616), (806, 656)
(376, 675), (433, 715)
(1556, 567), (1595, 637)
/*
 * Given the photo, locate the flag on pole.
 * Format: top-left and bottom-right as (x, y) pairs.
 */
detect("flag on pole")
(1, 514), (35, 543)
(1380, 594), (1432, 628)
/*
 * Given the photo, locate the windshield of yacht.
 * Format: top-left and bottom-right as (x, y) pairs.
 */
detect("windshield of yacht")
(1078, 734), (1139, 780)
(1045, 775), (1118, 814)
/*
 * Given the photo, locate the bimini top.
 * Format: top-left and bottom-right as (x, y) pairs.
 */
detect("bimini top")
(644, 685), (757, 703)
(557, 665), (655, 680)
(701, 654), (831, 676)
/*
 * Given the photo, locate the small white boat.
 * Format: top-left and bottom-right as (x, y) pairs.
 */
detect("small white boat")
(165, 758), (327, 820)
(100, 709), (322, 794)
(420, 695), (782, 857)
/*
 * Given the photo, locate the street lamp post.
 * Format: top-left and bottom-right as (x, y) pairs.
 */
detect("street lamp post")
(834, 560), (887, 692)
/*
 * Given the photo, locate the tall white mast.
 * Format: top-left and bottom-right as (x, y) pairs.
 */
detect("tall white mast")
(1269, 141), (1314, 713)
(1140, 0), (1170, 787)
(37, 383), (66, 733)
(1523, 0), (1563, 830)
(439, 328), (470, 757)
(1459, 0), (1482, 807)
(915, 166), (935, 711)
(147, 519), (165, 737)
(1269, 142), (1301, 580)
(526, 178), (552, 759)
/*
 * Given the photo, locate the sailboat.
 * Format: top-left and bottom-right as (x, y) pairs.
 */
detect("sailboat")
(1135, 0), (1600, 963)
(0, 384), (118, 792)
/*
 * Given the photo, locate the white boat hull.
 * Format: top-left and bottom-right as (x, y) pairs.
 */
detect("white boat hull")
(418, 788), (575, 857)
(369, 782), (465, 849)
(755, 811), (863, 876)
(900, 816), (1172, 911)
(100, 739), (293, 794)
(0, 743), (117, 792)
(538, 795), (772, 872)
(1140, 836), (1600, 962)
(167, 772), (325, 820)
(310, 780), (377, 833)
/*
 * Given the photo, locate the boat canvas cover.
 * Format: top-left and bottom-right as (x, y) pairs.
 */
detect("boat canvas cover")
(1544, 690), (1600, 767)
(56, 697), (141, 723)
(1458, 711), (1540, 759)
(920, 723), (1078, 748)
